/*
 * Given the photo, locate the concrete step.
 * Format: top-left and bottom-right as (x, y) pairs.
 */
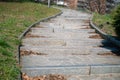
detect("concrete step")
(67, 39), (109, 46)
(22, 38), (105, 46)
(22, 38), (104, 42)
(20, 46), (91, 55)
(31, 28), (95, 33)
(29, 32), (100, 39)
(54, 29), (95, 33)
(21, 66), (90, 77)
(21, 52), (120, 68)
(22, 38), (66, 46)
(21, 54), (120, 77)
(31, 28), (54, 33)
(38, 22), (90, 29)
(22, 67), (120, 79)
(68, 73), (120, 80)
(20, 46), (119, 56)
(49, 18), (89, 23)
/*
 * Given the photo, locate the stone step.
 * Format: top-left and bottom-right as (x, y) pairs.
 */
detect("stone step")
(30, 31), (95, 35)
(21, 45), (119, 54)
(29, 32), (100, 39)
(64, 17), (90, 20)
(49, 18), (89, 23)
(31, 28), (54, 33)
(21, 66), (90, 77)
(68, 73), (120, 80)
(22, 66), (120, 78)
(20, 46), (118, 55)
(22, 38), (66, 46)
(67, 40), (109, 46)
(39, 22), (89, 29)
(54, 29), (95, 33)
(22, 38), (104, 42)
(21, 51), (120, 68)
(22, 38), (105, 46)
(31, 28), (95, 33)
(20, 46), (91, 55)
(21, 54), (120, 77)
(21, 45), (118, 51)
(22, 68), (120, 79)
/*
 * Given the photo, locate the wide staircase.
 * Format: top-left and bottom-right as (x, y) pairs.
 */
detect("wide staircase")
(20, 8), (120, 80)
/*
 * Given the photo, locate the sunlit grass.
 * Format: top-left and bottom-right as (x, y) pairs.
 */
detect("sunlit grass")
(0, 2), (60, 79)
(93, 13), (116, 36)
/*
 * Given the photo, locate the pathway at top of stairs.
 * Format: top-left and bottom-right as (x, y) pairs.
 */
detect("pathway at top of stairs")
(20, 8), (120, 80)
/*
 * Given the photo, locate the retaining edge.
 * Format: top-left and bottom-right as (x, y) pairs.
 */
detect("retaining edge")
(90, 15), (120, 48)
(19, 11), (62, 40)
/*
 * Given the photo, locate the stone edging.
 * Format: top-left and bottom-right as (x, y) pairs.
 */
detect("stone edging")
(90, 15), (120, 48)
(19, 11), (63, 40)
(18, 10), (63, 80)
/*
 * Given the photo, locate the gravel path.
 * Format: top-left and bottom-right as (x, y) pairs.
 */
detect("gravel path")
(20, 8), (120, 80)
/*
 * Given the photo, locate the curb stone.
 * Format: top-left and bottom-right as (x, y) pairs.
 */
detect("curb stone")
(90, 15), (120, 48)
(18, 9), (62, 80)
(19, 11), (63, 40)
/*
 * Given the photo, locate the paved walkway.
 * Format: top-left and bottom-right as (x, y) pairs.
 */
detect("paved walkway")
(20, 8), (120, 80)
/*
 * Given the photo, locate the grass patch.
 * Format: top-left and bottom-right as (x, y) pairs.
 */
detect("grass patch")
(93, 13), (116, 36)
(0, 2), (60, 80)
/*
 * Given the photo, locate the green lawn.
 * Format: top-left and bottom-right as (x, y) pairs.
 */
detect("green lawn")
(0, 2), (60, 80)
(93, 13), (116, 36)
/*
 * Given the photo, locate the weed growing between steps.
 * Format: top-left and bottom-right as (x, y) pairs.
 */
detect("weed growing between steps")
(0, 2), (60, 79)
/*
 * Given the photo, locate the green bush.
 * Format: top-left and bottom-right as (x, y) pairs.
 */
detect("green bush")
(112, 5), (120, 37)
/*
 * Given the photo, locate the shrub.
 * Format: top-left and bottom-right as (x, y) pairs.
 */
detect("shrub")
(112, 5), (120, 37)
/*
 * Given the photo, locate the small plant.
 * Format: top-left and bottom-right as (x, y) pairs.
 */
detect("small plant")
(112, 5), (120, 37)
(0, 38), (10, 48)
(0, 47), (13, 57)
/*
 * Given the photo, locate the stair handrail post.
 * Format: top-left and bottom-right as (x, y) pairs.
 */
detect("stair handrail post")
(48, 0), (51, 8)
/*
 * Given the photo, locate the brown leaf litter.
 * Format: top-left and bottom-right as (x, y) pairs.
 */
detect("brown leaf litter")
(81, 26), (90, 29)
(22, 73), (67, 80)
(20, 50), (47, 56)
(25, 33), (46, 38)
(89, 34), (102, 39)
(97, 52), (117, 56)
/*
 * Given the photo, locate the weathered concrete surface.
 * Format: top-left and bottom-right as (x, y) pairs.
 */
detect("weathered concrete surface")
(20, 8), (120, 79)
